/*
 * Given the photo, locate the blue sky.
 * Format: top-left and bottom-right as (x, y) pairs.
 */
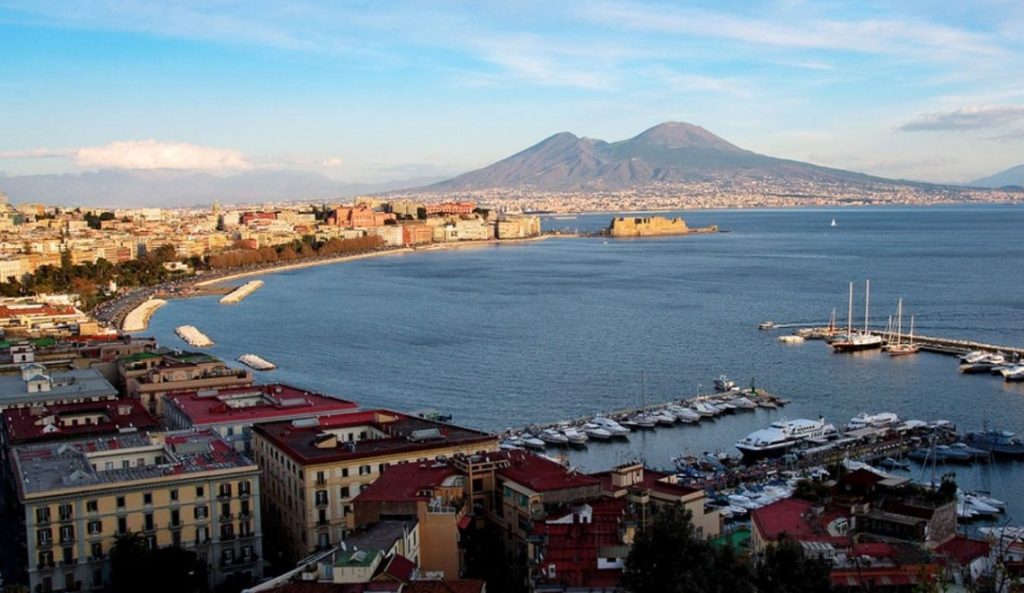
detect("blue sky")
(1, 0), (1023, 184)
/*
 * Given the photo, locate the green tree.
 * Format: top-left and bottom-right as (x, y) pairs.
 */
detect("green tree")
(622, 506), (753, 593)
(109, 531), (149, 593)
(755, 537), (833, 593)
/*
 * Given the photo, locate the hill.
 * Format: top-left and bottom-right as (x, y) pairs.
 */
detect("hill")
(970, 164), (1024, 189)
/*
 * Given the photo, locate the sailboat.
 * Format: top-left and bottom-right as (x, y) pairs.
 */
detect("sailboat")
(831, 280), (884, 352)
(889, 301), (920, 356)
(830, 218), (837, 228)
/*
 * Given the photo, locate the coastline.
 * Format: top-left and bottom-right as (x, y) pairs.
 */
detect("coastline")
(121, 298), (167, 332)
(194, 233), (568, 288)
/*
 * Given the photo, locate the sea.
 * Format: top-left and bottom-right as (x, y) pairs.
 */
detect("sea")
(148, 205), (1024, 525)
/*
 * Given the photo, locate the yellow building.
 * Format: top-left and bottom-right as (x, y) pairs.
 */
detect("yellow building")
(251, 410), (498, 564)
(11, 430), (262, 593)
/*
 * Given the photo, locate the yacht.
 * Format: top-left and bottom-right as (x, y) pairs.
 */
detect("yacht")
(592, 416), (631, 437)
(960, 350), (987, 364)
(964, 426), (1024, 458)
(714, 375), (736, 392)
(582, 423), (613, 440)
(669, 406), (701, 423)
(959, 353), (1006, 374)
(560, 426), (588, 446)
(846, 412), (901, 431)
(735, 418), (838, 460)
(832, 281), (884, 353)
(538, 429), (569, 445)
(1000, 364), (1024, 382)
(522, 437), (546, 450)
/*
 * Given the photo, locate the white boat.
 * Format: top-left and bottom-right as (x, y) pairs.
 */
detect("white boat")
(692, 402), (717, 417)
(730, 397), (758, 410)
(539, 429), (569, 445)
(778, 335), (805, 344)
(1000, 364), (1024, 382)
(592, 416), (631, 436)
(653, 411), (677, 426)
(237, 353), (276, 371)
(846, 412), (901, 431)
(736, 418), (838, 460)
(961, 350), (987, 364)
(582, 423), (613, 440)
(830, 218), (837, 227)
(831, 281), (884, 352)
(561, 426), (588, 445)
(522, 437), (546, 450)
(668, 406), (701, 423)
(758, 320), (775, 330)
(714, 375), (736, 392)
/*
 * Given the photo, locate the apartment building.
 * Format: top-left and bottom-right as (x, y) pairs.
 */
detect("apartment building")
(251, 410), (497, 564)
(0, 365), (119, 412)
(119, 351), (253, 416)
(11, 430), (263, 592)
(163, 383), (358, 453)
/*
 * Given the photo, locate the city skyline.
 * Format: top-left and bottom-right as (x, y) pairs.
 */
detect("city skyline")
(2, 1), (1024, 185)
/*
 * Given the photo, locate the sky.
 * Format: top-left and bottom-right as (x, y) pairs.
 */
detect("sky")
(1, 1), (1024, 185)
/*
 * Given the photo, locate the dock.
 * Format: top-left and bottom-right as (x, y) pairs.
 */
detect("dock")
(771, 322), (1024, 358)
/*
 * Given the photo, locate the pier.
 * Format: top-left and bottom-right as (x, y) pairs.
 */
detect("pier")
(768, 321), (1024, 358)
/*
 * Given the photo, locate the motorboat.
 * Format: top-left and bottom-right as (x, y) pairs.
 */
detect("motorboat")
(846, 412), (901, 431)
(959, 353), (1006, 374)
(778, 335), (805, 344)
(582, 423), (613, 440)
(963, 425), (1024, 457)
(667, 406), (700, 423)
(538, 429), (569, 445)
(714, 375), (736, 392)
(729, 397), (758, 410)
(735, 418), (838, 460)
(1000, 364), (1024, 382)
(692, 402), (717, 417)
(758, 321), (775, 330)
(560, 426), (588, 446)
(592, 416), (631, 436)
(960, 350), (987, 364)
(948, 442), (990, 460)
(522, 437), (546, 450)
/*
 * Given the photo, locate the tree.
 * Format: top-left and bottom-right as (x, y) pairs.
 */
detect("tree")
(109, 532), (206, 593)
(621, 506), (753, 593)
(109, 531), (149, 593)
(755, 537), (833, 593)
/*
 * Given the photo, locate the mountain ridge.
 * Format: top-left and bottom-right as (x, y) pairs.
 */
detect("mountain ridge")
(970, 164), (1024, 188)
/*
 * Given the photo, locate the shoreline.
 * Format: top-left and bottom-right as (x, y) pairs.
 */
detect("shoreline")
(194, 234), (568, 288)
(121, 298), (167, 332)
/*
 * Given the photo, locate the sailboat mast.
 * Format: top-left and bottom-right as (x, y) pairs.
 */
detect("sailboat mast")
(909, 315), (915, 345)
(896, 298), (903, 347)
(847, 282), (853, 336)
(864, 279), (871, 334)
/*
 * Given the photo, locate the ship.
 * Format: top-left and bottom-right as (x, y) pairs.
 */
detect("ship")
(735, 417), (837, 460)
(832, 280), (883, 352)
(963, 425), (1024, 458)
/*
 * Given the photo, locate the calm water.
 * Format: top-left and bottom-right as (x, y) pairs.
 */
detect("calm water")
(149, 205), (1024, 523)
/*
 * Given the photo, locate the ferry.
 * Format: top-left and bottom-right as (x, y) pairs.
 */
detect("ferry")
(735, 417), (837, 460)
(846, 412), (901, 431)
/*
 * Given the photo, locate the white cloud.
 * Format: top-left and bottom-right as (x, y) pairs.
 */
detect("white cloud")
(898, 105), (1024, 131)
(0, 148), (73, 159)
(74, 140), (252, 170)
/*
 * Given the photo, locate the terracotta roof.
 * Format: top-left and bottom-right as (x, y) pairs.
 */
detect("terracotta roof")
(591, 466), (700, 498)
(3, 398), (158, 444)
(751, 498), (849, 545)
(935, 535), (991, 565)
(378, 554), (415, 583)
(165, 383), (358, 426)
(354, 462), (457, 503)
(497, 450), (601, 493)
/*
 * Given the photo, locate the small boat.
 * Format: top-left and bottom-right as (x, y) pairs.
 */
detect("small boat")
(560, 426), (588, 446)
(778, 335), (805, 344)
(960, 354), (1006, 374)
(522, 437), (546, 450)
(948, 442), (990, 460)
(729, 397), (758, 410)
(714, 375), (736, 392)
(830, 218), (837, 228)
(878, 457), (910, 470)
(592, 416), (631, 436)
(888, 303), (920, 356)
(653, 412), (677, 426)
(960, 350), (987, 364)
(758, 320), (775, 330)
(963, 425), (1024, 457)
(626, 414), (657, 429)
(582, 423), (613, 440)
(1000, 364), (1024, 382)
(538, 429), (569, 445)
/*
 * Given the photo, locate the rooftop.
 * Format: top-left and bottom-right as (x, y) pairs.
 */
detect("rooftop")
(354, 461), (459, 504)
(12, 429), (255, 498)
(342, 519), (418, 557)
(498, 449), (601, 493)
(253, 411), (495, 465)
(165, 383), (358, 426)
(751, 498), (850, 545)
(3, 398), (158, 444)
(590, 464), (701, 498)
(0, 367), (119, 407)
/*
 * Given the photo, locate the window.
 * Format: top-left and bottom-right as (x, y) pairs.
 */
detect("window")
(38, 550), (54, 568)
(240, 500), (250, 517)
(117, 517), (127, 535)
(220, 524), (234, 540)
(116, 496), (125, 509)
(36, 506), (51, 523)
(172, 530), (181, 547)
(58, 503), (73, 521)
(378, 463), (386, 474)
(315, 490), (328, 505)
(170, 489), (179, 502)
(86, 500), (98, 513)
(90, 542), (102, 559)
(222, 548), (234, 564)
(59, 525), (74, 543)
(170, 509), (180, 527)
(358, 465), (371, 476)
(220, 502), (231, 517)
(122, 460), (130, 469)
(315, 471), (326, 485)
(339, 486), (350, 499)
(62, 546), (73, 565)
(218, 483), (232, 498)
(144, 513), (154, 531)
(195, 526), (208, 544)
(87, 521), (102, 535)
(196, 486), (205, 498)
(341, 467), (349, 478)
(238, 480), (250, 495)
(37, 528), (52, 545)
(194, 506), (208, 520)
(143, 493), (153, 505)
(105, 461), (114, 471)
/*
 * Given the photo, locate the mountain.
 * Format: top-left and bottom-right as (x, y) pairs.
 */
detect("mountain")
(0, 169), (446, 207)
(970, 164), (1024, 189)
(421, 122), (898, 192)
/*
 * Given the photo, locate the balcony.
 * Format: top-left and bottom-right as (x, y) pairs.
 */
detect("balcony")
(58, 514), (73, 523)
(219, 513), (234, 523)
(142, 524), (157, 533)
(314, 499), (328, 508)
(216, 492), (233, 501)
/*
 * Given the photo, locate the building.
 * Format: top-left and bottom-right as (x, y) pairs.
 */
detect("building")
(495, 216), (541, 240)
(251, 411), (498, 563)
(0, 300), (90, 336)
(332, 207), (395, 228)
(751, 498), (851, 554)
(11, 430), (263, 592)
(592, 463), (721, 539)
(2, 397), (157, 447)
(424, 203), (475, 216)
(399, 223), (433, 246)
(0, 365), (119, 411)
(353, 462), (467, 578)
(530, 498), (632, 590)
(163, 383), (359, 453)
(119, 351), (253, 416)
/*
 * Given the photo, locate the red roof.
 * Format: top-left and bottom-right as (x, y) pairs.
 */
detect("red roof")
(498, 450), (601, 493)
(590, 466), (700, 497)
(3, 398), (159, 444)
(532, 498), (628, 589)
(378, 554), (415, 583)
(935, 535), (991, 565)
(0, 304), (77, 319)
(165, 383), (358, 425)
(403, 581), (486, 593)
(751, 498), (849, 545)
(355, 462), (458, 503)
